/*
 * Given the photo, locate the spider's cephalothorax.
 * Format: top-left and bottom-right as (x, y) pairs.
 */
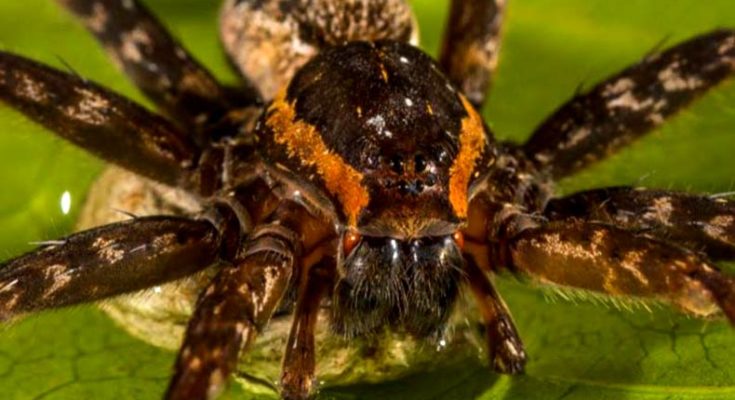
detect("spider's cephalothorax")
(257, 41), (492, 337)
(2, 0), (735, 399)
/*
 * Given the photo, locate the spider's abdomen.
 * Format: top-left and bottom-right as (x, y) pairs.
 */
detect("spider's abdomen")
(257, 41), (492, 237)
(220, 0), (418, 100)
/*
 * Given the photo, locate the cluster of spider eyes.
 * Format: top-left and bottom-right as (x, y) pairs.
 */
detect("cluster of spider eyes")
(389, 153), (427, 173)
(384, 153), (438, 195)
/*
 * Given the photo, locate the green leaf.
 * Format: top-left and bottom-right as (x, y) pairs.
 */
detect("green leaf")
(1, 1), (735, 399)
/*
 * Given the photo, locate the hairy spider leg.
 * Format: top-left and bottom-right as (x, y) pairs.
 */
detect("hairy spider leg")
(439, 0), (506, 109)
(166, 200), (335, 399)
(0, 217), (220, 320)
(58, 0), (261, 144)
(166, 224), (295, 400)
(463, 28), (735, 378)
(0, 52), (198, 186)
(505, 29), (735, 326)
(545, 187), (735, 260)
(507, 219), (735, 323)
(523, 29), (735, 179)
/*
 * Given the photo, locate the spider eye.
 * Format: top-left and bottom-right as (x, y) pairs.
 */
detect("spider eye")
(343, 231), (362, 255)
(414, 153), (427, 173)
(389, 155), (405, 174)
(453, 231), (465, 249)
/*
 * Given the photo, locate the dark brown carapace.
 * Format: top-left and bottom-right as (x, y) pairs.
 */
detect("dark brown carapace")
(1, 1), (735, 399)
(260, 41), (490, 338)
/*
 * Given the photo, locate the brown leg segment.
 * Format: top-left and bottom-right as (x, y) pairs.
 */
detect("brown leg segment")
(0, 51), (197, 186)
(0, 216), (220, 320)
(280, 258), (335, 400)
(544, 187), (735, 260)
(523, 29), (735, 179)
(57, 0), (260, 142)
(464, 258), (527, 374)
(165, 222), (299, 400)
(508, 219), (735, 322)
(439, 0), (506, 109)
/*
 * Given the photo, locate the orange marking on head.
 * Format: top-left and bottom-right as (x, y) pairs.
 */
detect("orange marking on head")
(379, 63), (389, 83)
(267, 91), (370, 226)
(426, 102), (434, 115)
(448, 96), (486, 218)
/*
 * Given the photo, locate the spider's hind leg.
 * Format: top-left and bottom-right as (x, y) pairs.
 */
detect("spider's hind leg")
(58, 0), (261, 144)
(0, 216), (221, 320)
(439, 0), (506, 109)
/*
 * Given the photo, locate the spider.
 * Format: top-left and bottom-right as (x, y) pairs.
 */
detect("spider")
(1, 0), (735, 399)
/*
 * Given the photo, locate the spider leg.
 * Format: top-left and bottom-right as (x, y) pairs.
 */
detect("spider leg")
(523, 29), (735, 179)
(57, 0), (261, 143)
(439, 0), (506, 109)
(506, 219), (735, 322)
(280, 257), (335, 400)
(545, 187), (735, 260)
(464, 257), (526, 374)
(165, 200), (325, 400)
(165, 226), (295, 400)
(0, 216), (220, 320)
(0, 51), (197, 187)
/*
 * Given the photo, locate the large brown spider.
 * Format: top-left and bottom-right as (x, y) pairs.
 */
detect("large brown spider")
(1, 0), (735, 399)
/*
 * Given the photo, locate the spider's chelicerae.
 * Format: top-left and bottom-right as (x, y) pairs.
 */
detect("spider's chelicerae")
(2, 0), (735, 398)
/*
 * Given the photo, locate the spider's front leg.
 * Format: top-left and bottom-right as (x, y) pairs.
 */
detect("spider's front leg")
(440, 0), (506, 109)
(504, 217), (735, 323)
(523, 29), (735, 179)
(166, 225), (295, 400)
(545, 187), (735, 259)
(58, 0), (260, 141)
(166, 202), (335, 400)
(0, 216), (221, 320)
(528, 187), (735, 319)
